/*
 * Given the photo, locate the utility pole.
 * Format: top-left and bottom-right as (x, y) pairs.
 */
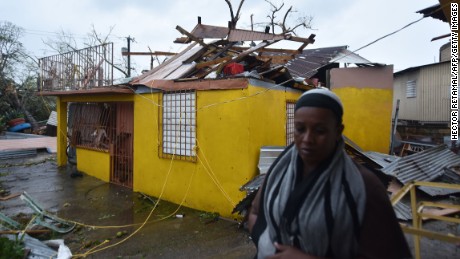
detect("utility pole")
(126, 36), (133, 77)
(389, 99), (400, 155)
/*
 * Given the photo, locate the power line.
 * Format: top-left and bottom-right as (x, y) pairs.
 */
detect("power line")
(352, 16), (425, 53)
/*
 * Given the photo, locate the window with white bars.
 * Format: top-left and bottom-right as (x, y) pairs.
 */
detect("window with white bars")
(286, 101), (295, 145)
(162, 91), (196, 159)
(406, 80), (416, 98)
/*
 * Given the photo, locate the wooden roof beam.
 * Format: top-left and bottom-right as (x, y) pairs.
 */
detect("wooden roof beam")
(230, 46), (300, 54)
(195, 56), (233, 69)
(176, 25), (210, 49)
(291, 34), (316, 52)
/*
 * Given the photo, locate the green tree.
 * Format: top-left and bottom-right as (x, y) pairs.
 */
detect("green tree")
(0, 21), (55, 132)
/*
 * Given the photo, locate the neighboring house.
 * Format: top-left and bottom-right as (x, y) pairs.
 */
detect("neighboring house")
(391, 1), (452, 151)
(393, 53), (450, 145)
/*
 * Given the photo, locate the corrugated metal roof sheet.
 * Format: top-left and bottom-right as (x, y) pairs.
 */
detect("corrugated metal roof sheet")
(283, 46), (374, 78)
(380, 145), (460, 183)
(284, 46), (347, 78)
(257, 146), (285, 175)
(416, 3), (447, 22)
(418, 168), (460, 196)
(240, 174), (265, 192)
(363, 151), (400, 168)
(329, 49), (371, 64)
(381, 145), (460, 196)
(393, 201), (412, 221)
(135, 43), (203, 84)
(343, 137), (386, 170)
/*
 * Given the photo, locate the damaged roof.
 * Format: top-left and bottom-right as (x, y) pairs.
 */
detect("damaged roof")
(417, 3), (447, 23)
(284, 46), (372, 78)
(130, 22), (318, 90)
(128, 21), (381, 92)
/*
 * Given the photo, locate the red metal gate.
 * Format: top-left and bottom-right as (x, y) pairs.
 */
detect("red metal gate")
(110, 102), (134, 188)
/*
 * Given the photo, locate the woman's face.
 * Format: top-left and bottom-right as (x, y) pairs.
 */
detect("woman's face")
(294, 107), (343, 166)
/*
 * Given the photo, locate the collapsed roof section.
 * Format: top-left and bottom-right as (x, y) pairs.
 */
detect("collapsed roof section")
(283, 46), (373, 79)
(130, 21), (385, 91)
(130, 22), (316, 89)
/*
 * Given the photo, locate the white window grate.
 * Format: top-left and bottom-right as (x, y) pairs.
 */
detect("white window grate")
(161, 91), (196, 159)
(406, 80), (417, 98)
(286, 101), (295, 145)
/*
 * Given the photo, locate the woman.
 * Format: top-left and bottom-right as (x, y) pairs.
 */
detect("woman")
(248, 88), (411, 258)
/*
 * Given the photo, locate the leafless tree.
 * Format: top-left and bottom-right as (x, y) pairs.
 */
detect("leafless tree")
(265, 0), (284, 34)
(42, 25), (128, 81)
(88, 25), (129, 77)
(257, 0), (313, 35)
(224, 0), (246, 28)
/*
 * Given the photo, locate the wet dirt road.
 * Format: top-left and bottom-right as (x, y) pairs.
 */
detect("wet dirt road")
(0, 153), (256, 258)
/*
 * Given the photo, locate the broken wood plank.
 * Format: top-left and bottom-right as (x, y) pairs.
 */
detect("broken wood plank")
(230, 46), (300, 54)
(295, 34), (316, 52)
(262, 55), (295, 65)
(174, 36), (191, 44)
(195, 56), (232, 69)
(210, 41), (237, 60)
(176, 25), (210, 49)
(289, 34), (316, 44)
(199, 40), (280, 78)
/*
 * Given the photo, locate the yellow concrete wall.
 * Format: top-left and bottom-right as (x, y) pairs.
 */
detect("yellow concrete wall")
(76, 148), (111, 182)
(132, 81), (302, 217)
(333, 87), (393, 153)
(133, 88), (252, 217)
(330, 66), (393, 153)
(55, 94), (133, 168)
(247, 84), (302, 174)
(55, 83), (302, 218)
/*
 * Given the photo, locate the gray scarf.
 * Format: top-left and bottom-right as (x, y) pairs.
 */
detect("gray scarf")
(257, 140), (366, 258)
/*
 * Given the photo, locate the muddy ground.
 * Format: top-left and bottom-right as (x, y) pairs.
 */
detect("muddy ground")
(0, 152), (459, 258)
(0, 152), (255, 258)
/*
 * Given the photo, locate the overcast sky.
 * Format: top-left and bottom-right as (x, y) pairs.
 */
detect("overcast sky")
(1, 0), (450, 78)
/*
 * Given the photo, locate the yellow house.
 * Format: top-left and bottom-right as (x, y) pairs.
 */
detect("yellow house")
(39, 28), (394, 218)
(52, 78), (302, 218)
(37, 24), (318, 218)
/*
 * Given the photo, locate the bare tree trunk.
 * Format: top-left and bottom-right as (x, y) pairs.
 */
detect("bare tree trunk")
(224, 0), (245, 28)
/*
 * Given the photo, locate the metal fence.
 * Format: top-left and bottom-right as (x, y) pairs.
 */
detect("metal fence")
(39, 43), (114, 91)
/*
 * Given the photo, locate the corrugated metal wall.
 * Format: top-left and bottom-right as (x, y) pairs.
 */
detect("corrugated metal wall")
(394, 62), (450, 122)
